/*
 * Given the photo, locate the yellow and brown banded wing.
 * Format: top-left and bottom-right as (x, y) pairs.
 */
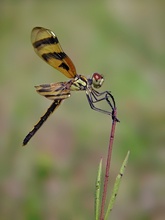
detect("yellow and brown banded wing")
(31, 27), (77, 78)
(35, 82), (71, 101)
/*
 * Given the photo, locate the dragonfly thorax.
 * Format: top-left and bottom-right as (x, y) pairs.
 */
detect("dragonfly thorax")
(70, 75), (88, 91)
(91, 73), (104, 89)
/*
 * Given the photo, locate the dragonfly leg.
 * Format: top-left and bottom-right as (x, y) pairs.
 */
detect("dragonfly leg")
(86, 89), (119, 122)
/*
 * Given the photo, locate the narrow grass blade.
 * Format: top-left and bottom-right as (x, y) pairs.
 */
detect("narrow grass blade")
(105, 151), (130, 220)
(95, 158), (103, 220)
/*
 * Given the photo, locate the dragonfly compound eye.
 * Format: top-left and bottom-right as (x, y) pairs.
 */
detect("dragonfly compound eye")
(92, 73), (104, 89)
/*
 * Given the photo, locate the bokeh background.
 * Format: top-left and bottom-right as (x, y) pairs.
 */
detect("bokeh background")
(0, 1), (165, 220)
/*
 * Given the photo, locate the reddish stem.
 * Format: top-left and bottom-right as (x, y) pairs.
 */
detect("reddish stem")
(99, 109), (118, 220)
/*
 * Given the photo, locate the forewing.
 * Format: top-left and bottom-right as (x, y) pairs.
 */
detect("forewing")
(31, 27), (77, 78)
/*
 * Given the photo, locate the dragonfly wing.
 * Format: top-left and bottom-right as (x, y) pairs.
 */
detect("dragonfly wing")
(35, 82), (71, 101)
(31, 27), (77, 79)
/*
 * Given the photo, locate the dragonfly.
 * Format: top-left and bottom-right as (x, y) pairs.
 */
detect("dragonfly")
(23, 27), (119, 146)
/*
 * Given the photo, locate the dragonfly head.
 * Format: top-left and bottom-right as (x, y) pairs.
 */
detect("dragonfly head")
(92, 73), (104, 89)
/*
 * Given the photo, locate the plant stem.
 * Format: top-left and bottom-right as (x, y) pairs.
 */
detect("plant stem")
(99, 108), (118, 220)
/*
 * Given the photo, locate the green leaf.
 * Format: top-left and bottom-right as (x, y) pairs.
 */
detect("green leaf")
(95, 158), (103, 220)
(105, 151), (130, 220)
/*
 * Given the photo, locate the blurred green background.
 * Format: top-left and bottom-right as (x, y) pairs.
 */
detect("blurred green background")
(0, 1), (165, 220)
